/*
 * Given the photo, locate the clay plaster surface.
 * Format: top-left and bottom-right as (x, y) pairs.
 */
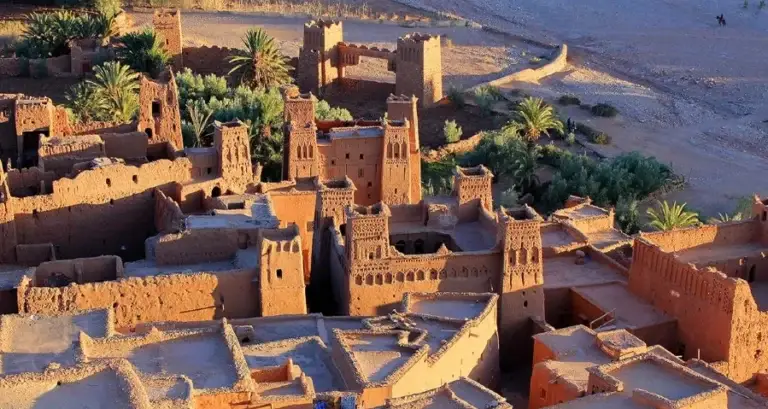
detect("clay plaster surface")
(542, 227), (582, 249)
(748, 282), (768, 311)
(674, 242), (768, 265)
(124, 259), (238, 277)
(254, 380), (304, 397)
(543, 256), (626, 289)
(0, 369), (135, 409)
(573, 283), (673, 329)
(547, 393), (646, 409)
(345, 333), (413, 383)
(88, 333), (239, 390)
(406, 297), (487, 321)
(241, 316), (322, 343)
(242, 337), (342, 392)
(0, 310), (109, 374)
(554, 205), (608, 220)
(609, 359), (713, 400)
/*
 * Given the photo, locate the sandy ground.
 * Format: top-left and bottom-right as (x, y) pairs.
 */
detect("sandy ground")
(129, 11), (548, 90)
(390, 0), (768, 215)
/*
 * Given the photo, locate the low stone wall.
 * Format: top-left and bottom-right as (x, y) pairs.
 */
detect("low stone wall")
(422, 132), (484, 162)
(0, 58), (26, 77)
(468, 44), (568, 91)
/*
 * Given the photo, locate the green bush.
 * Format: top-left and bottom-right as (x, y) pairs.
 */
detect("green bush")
(448, 86), (466, 108)
(315, 100), (353, 121)
(93, 0), (121, 19)
(615, 196), (640, 234)
(591, 103), (619, 118)
(421, 156), (456, 197)
(565, 132), (576, 145)
(557, 95), (581, 105)
(18, 11), (115, 59)
(541, 151), (672, 212)
(590, 132), (612, 145)
(115, 29), (170, 78)
(443, 120), (462, 144)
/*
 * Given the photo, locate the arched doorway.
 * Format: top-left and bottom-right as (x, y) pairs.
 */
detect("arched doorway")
(211, 186), (222, 198)
(749, 265), (757, 283)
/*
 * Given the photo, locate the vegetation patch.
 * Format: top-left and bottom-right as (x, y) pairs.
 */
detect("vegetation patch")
(557, 95), (581, 106)
(590, 102), (619, 118)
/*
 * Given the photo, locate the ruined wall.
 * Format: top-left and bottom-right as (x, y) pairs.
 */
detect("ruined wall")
(7, 167), (55, 197)
(727, 277), (768, 382)
(19, 269), (258, 328)
(529, 362), (583, 409)
(38, 135), (106, 177)
(12, 158), (192, 260)
(154, 189), (184, 234)
(70, 120), (136, 136)
(348, 252), (501, 316)
(138, 73), (183, 154)
(34, 256), (122, 285)
(182, 46), (235, 77)
(629, 239), (736, 365)
(45, 54), (73, 77)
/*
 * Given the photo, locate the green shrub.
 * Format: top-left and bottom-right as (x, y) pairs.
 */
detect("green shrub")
(19, 11), (115, 59)
(615, 196), (640, 234)
(443, 120), (462, 144)
(590, 103), (619, 118)
(497, 187), (519, 208)
(590, 132), (612, 145)
(115, 29), (170, 78)
(565, 132), (576, 145)
(93, 0), (122, 19)
(447, 86), (466, 108)
(315, 100), (353, 121)
(579, 103), (592, 111)
(557, 95), (581, 105)
(421, 156), (456, 197)
(541, 151), (672, 212)
(65, 81), (110, 122)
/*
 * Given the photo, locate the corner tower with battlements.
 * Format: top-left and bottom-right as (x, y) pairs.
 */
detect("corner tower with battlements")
(396, 33), (443, 107)
(153, 9), (183, 68)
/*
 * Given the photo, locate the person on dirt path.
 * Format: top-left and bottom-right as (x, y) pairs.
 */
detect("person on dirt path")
(721, 14), (727, 26)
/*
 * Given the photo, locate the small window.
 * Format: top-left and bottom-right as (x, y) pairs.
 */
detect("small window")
(306, 221), (314, 230)
(359, 154), (364, 160)
(106, 178), (111, 187)
(345, 153), (350, 159)
(206, 167), (212, 175)
(367, 182), (372, 188)
(145, 128), (153, 139)
(152, 101), (161, 116)
(331, 160), (336, 165)
(763, 211), (767, 221)
(540, 388), (546, 399)
(358, 169), (364, 178)
(276, 269), (283, 279)
(132, 175), (138, 183)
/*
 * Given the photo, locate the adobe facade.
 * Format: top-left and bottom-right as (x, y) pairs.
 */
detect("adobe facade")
(298, 20), (443, 106)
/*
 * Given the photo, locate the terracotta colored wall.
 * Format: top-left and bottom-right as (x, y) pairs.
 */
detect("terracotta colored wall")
(348, 252), (501, 316)
(154, 228), (239, 266)
(154, 189), (184, 234)
(7, 167), (56, 197)
(259, 237), (307, 316)
(268, 191), (316, 278)
(70, 120), (136, 136)
(317, 135), (383, 205)
(34, 255), (122, 285)
(100, 131), (149, 160)
(392, 301), (500, 397)
(529, 363), (582, 409)
(153, 10), (183, 68)
(629, 240), (735, 364)
(12, 158), (192, 260)
(138, 74), (183, 152)
(19, 268), (258, 328)
(640, 221), (760, 252)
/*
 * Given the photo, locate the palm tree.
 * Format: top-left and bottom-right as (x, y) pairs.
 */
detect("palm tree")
(707, 212), (744, 224)
(514, 97), (564, 142)
(115, 29), (170, 78)
(646, 200), (700, 231)
(65, 82), (110, 123)
(512, 145), (541, 194)
(185, 102), (214, 147)
(87, 61), (140, 122)
(228, 28), (292, 89)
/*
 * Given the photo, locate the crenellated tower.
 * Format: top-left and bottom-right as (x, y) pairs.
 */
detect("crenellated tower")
(453, 165), (494, 222)
(380, 119), (411, 205)
(344, 203), (390, 264)
(152, 9), (183, 68)
(497, 206), (545, 366)
(395, 33), (443, 107)
(258, 226), (307, 316)
(298, 20), (343, 94)
(386, 95), (421, 202)
(213, 120), (252, 191)
(282, 87), (320, 180)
